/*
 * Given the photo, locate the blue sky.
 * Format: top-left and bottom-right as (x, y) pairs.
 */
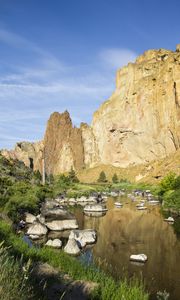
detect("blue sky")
(0, 0), (180, 149)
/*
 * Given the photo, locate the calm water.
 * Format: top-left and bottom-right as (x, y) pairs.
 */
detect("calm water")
(73, 197), (180, 300)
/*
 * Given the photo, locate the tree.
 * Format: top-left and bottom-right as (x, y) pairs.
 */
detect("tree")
(112, 173), (118, 183)
(68, 167), (79, 183)
(97, 171), (107, 183)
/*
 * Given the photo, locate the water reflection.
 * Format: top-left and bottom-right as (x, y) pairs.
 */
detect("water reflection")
(75, 197), (180, 300)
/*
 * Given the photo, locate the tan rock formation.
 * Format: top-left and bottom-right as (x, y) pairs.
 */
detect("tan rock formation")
(1, 141), (44, 172)
(2, 45), (180, 177)
(43, 111), (85, 174)
(92, 47), (180, 167)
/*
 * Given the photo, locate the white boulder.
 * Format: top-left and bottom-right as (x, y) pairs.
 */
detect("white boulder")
(45, 219), (78, 231)
(69, 229), (97, 248)
(45, 239), (62, 248)
(164, 216), (174, 223)
(25, 213), (37, 224)
(37, 214), (45, 224)
(84, 204), (108, 212)
(64, 238), (80, 255)
(27, 222), (48, 236)
(130, 254), (147, 263)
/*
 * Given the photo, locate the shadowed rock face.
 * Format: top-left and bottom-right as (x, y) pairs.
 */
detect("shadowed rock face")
(3, 46), (180, 174)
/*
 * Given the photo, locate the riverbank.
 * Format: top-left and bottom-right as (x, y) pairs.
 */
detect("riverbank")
(0, 220), (148, 300)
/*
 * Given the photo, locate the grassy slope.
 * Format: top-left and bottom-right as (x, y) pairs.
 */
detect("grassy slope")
(77, 149), (180, 184)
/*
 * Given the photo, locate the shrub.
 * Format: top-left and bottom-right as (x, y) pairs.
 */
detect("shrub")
(174, 175), (180, 189)
(97, 171), (107, 183)
(112, 173), (118, 183)
(159, 172), (176, 195)
(68, 167), (79, 183)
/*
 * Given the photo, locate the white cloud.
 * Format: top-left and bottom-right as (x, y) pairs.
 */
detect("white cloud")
(100, 48), (137, 69)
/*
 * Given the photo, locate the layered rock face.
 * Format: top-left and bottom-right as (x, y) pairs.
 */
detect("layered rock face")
(3, 46), (180, 174)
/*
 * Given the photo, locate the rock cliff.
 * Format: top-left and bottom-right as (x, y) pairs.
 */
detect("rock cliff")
(92, 46), (180, 167)
(43, 111), (84, 174)
(3, 45), (180, 176)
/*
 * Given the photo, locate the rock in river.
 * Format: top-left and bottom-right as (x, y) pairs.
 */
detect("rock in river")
(41, 207), (74, 221)
(84, 204), (108, 212)
(64, 238), (81, 255)
(27, 222), (48, 236)
(69, 229), (97, 248)
(45, 239), (62, 248)
(45, 219), (78, 231)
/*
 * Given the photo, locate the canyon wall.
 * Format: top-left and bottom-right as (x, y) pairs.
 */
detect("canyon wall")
(3, 45), (180, 175)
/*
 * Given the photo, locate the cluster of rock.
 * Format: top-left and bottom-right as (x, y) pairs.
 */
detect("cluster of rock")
(24, 199), (97, 255)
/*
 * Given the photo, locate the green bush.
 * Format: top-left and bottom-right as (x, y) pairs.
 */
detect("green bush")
(159, 172), (176, 195)
(158, 173), (180, 210)
(3, 182), (49, 221)
(174, 176), (180, 189)
(68, 167), (79, 183)
(163, 189), (180, 210)
(112, 173), (118, 183)
(97, 171), (107, 183)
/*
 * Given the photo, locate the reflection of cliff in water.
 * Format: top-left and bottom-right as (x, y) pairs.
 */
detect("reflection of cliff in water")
(81, 205), (180, 300)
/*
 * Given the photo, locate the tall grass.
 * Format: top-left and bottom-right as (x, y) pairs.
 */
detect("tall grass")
(0, 242), (34, 300)
(0, 220), (149, 300)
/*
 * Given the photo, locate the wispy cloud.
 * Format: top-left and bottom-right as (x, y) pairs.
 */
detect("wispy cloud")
(0, 28), (137, 149)
(0, 28), (64, 68)
(100, 48), (137, 69)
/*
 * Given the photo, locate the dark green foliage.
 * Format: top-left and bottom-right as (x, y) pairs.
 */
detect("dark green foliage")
(4, 182), (43, 221)
(52, 174), (71, 197)
(0, 154), (32, 181)
(68, 167), (79, 183)
(174, 175), (180, 189)
(163, 189), (180, 210)
(158, 173), (180, 210)
(97, 171), (107, 183)
(112, 173), (118, 183)
(33, 170), (42, 181)
(158, 172), (176, 195)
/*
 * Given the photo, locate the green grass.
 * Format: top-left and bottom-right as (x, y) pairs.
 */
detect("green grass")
(0, 220), (149, 300)
(0, 241), (35, 300)
(66, 183), (111, 198)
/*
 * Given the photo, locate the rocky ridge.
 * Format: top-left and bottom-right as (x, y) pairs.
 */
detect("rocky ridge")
(2, 45), (180, 177)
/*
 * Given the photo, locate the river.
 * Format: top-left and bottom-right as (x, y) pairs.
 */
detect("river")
(73, 196), (180, 300)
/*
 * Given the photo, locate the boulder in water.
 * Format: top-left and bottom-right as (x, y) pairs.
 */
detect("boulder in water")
(45, 239), (62, 248)
(45, 219), (78, 231)
(130, 254), (147, 263)
(84, 204), (108, 212)
(27, 222), (48, 236)
(64, 238), (81, 255)
(69, 229), (97, 248)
